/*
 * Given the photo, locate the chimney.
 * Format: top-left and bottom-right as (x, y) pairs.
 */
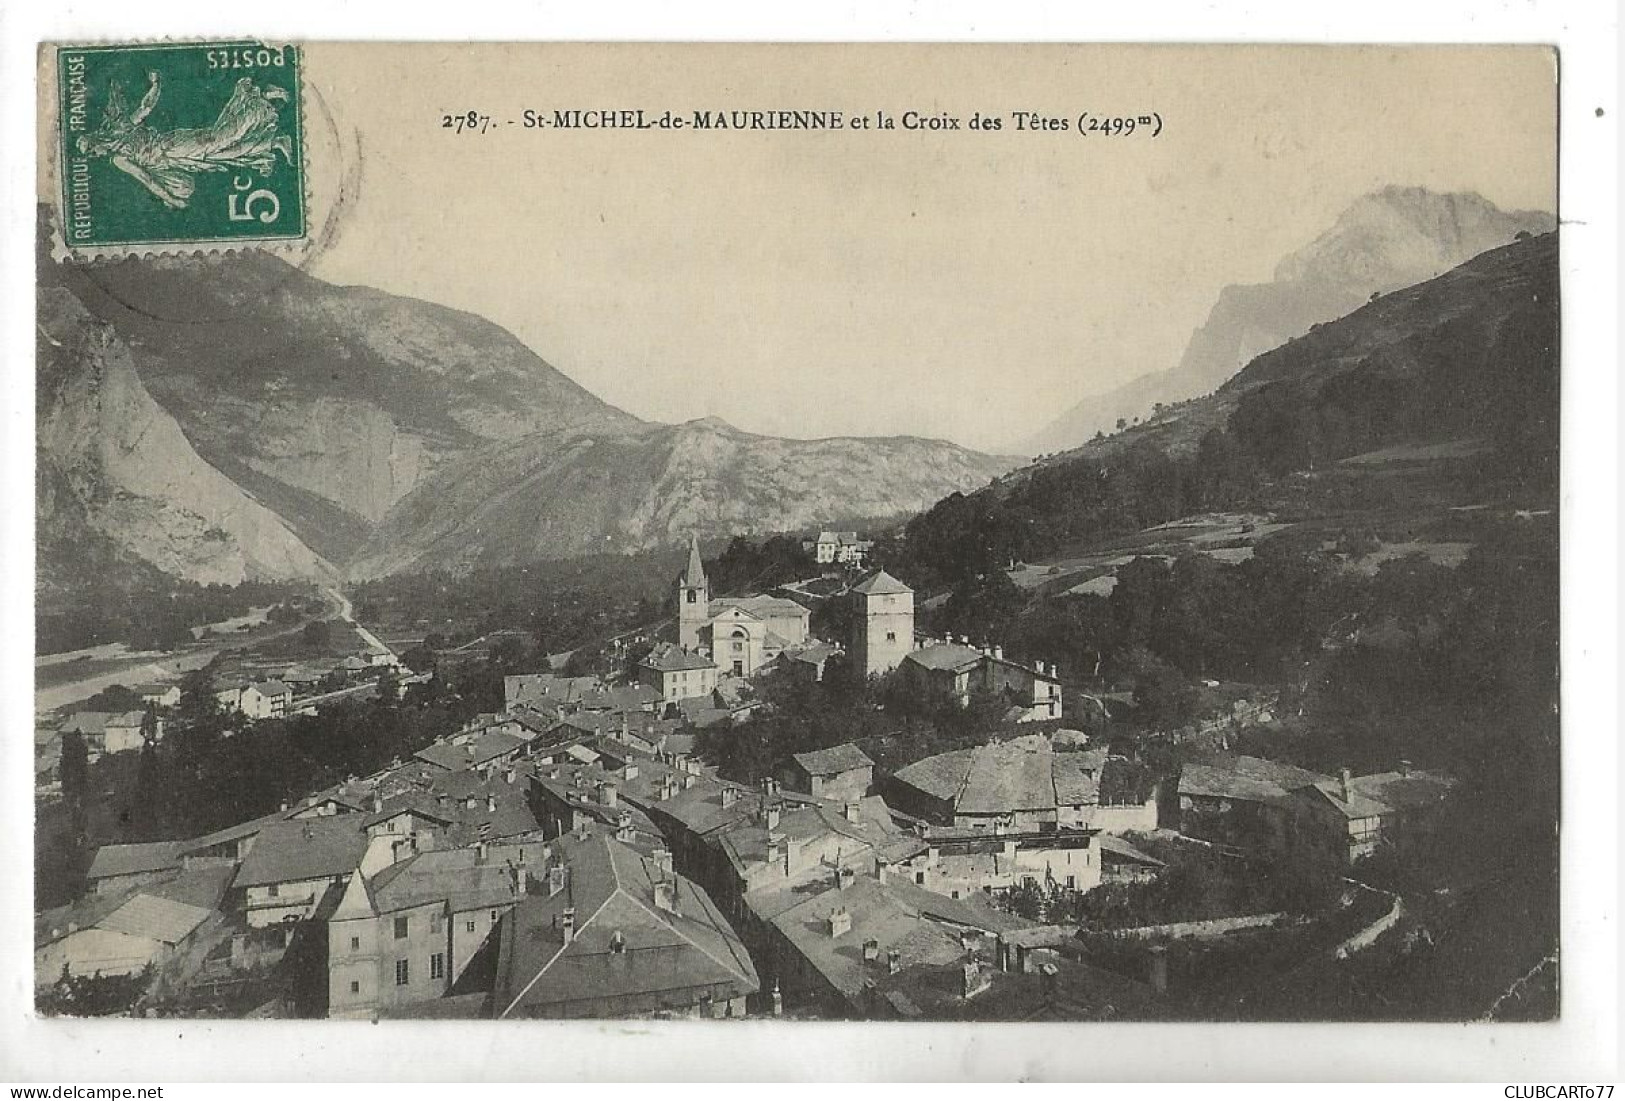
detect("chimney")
(486, 793), (497, 813)
(765, 834), (784, 865)
(827, 906), (852, 938)
(843, 801), (861, 822)
(721, 786), (739, 808)
(598, 781), (618, 808)
(561, 907), (576, 945)
(574, 819), (589, 841)
(836, 866), (856, 891)
(785, 836), (805, 874)
(548, 863), (568, 897)
(959, 635), (969, 645)
(887, 949), (901, 975)
(476, 840), (489, 864)
(370, 791), (383, 814)
(1339, 768), (1352, 803)
(652, 848), (673, 874)
(511, 862), (526, 897)
(993, 645), (1004, 661)
(862, 938), (880, 963)
(505, 766), (516, 784)
(772, 979), (783, 1017)
(1399, 759), (1412, 777)
(623, 764), (639, 781)
(279, 800), (289, 813)
(765, 804), (781, 830)
(653, 880), (677, 913)
(437, 792), (449, 808)
(1148, 945), (1169, 994)
(616, 812), (634, 842)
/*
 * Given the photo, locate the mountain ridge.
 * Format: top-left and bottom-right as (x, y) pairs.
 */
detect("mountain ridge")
(1019, 186), (1554, 457)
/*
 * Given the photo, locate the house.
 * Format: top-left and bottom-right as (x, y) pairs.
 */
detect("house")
(784, 743), (875, 803)
(237, 680), (293, 720)
(414, 730), (528, 773)
(674, 534), (810, 677)
(1098, 834), (1166, 884)
(890, 830), (1106, 900)
(85, 841), (182, 896)
(887, 735), (1158, 834)
(804, 530), (874, 568)
(638, 642), (719, 706)
(231, 817), (372, 927)
(321, 842), (532, 1019)
(1279, 764), (1457, 866)
(1175, 755), (1331, 850)
(134, 683), (182, 709)
(901, 638), (1063, 722)
(35, 866), (232, 989)
(492, 833), (758, 1019)
(779, 642), (841, 683)
(850, 569), (915, 678)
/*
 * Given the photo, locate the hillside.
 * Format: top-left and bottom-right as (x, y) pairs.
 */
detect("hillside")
(901, 230), (1558, 590)
(1021, 187), (1554, 456)
(349, 416), (1010, 577)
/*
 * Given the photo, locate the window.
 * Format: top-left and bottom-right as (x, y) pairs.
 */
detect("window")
(395, 960), (409, 986)
(429, 914), (441, 935)
(490, 910), (499, 922)
(267, 884), (279, 898)
(466, 920), (476, 934)
(886, 632), (896, 642)
(430, 953), (445, 980)
(394, 916), (409, 939)
(1065, 876), (1076, 889)
(686, 591), (696, 604)
(915, 872), (926, 885)
(349, 980), (360, 994)
(349, 936), (360, 951)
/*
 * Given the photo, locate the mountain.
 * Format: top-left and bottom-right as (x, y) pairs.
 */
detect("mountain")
(37, 286), (333, 588)
(1019, 229), (1558, 484)
(349, 416), (1010, 577)
(45, 237), (636, 565)
(1020, 187), (1554, 456)
(39, 212), (1010, 584)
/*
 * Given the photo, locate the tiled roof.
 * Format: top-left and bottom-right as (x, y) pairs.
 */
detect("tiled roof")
(249, 680), (292, 697)
(640, 643), (716, 673)
(371, 849), (526, 915)
(893, 750), (976, 802)
(87, 841), (181, 881)
(1305, 769), (1455, 819)
(414, 730), (527, 771)
(850, 569), (912, 596)
(98, 893), (213, 945)
(895, 737), (1149, 817)
(232, 817), (369, 888)
(902, 644), (985, 674)
(791, 743), (874, 776)
(1178, 756), (1330, 803)
(495, 835), (756, 1017)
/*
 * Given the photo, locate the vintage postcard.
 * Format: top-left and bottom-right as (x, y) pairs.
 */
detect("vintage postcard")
(31, 41), (1563, 1032)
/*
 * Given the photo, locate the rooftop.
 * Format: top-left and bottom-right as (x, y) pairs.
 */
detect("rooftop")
(850, 569), (912, 597)
(232, 817), (370, 888)
(495, 834), (757, 1018)
(86, 840), (182, 881)
(791, 743), (875, 776)
(640, 643), (717, 674)
(1178, 755), (1331, 803)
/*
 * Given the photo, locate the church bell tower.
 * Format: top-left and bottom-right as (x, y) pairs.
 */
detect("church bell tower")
(677, 533), (709, 651)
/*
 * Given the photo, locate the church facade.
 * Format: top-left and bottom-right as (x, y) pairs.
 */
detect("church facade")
(673, 535), (811, 679)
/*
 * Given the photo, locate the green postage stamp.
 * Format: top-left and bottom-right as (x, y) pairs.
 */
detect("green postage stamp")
(55, 41), (306, 252)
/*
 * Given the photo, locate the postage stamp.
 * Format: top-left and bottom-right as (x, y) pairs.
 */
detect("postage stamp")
(55, 41), (306, 252)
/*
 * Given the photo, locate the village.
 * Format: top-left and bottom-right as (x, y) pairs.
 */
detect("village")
(33, 527), (1458, 1021)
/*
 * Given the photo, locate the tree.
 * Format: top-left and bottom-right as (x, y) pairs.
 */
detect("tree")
(59, 731), (89, 808)
(84, 684), (141, 712)
(301, 620), (332, 649)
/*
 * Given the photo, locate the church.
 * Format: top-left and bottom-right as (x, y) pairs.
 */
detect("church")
(671, 534), (811, 679)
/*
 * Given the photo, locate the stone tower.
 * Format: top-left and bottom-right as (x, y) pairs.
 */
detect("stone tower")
(677, 533), (710, 651)
(851, 569), (914, 678)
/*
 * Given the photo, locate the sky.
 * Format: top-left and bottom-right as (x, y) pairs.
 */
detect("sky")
(287, 44), (1557, 453)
